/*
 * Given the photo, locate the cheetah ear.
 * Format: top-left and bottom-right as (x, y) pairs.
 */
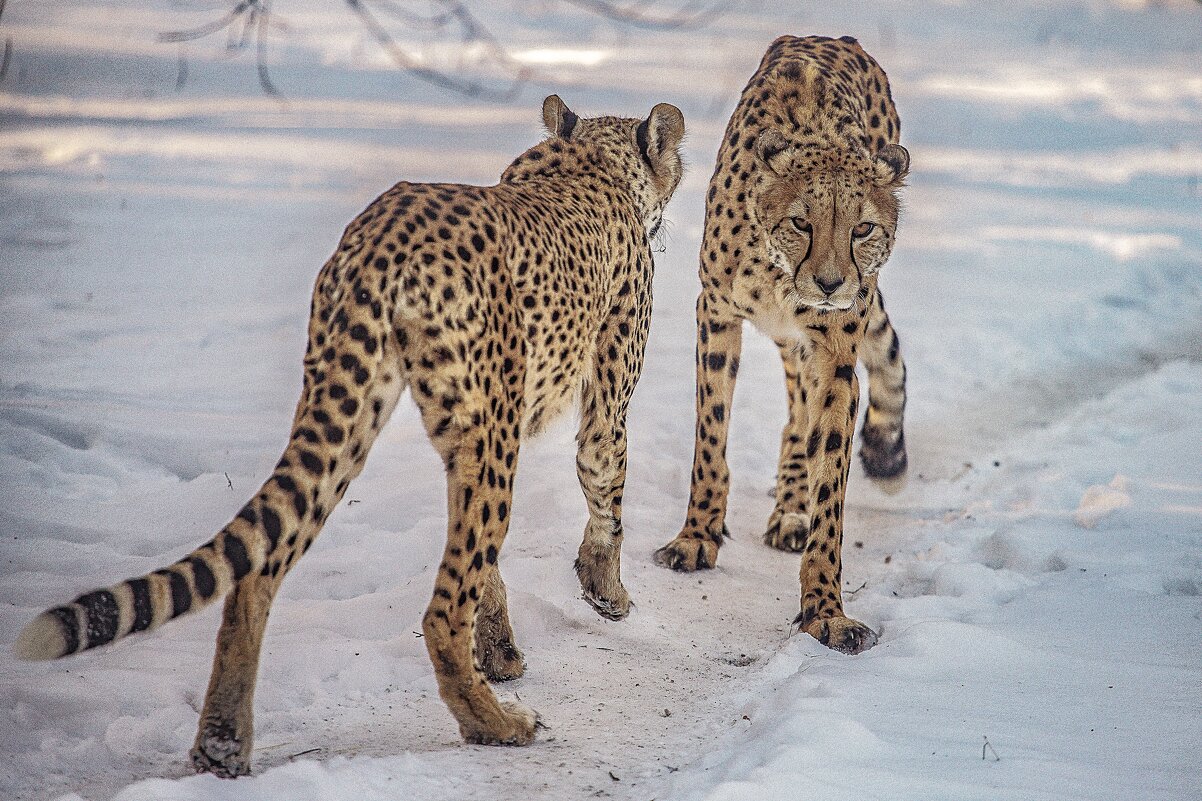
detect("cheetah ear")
(542, 95), (579, 140)
(636, 103), (686, 169)
(755, 129), (795, 176)
(873, 143), (910, 187)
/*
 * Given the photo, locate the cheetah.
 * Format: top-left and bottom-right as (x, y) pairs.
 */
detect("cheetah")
(654, 35), (909, 654)
(14, 95), (685, 776)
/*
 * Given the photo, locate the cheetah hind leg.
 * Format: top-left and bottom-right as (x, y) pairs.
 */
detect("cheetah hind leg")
(475, 566), (525, 682)
(418, 381), (537, 746)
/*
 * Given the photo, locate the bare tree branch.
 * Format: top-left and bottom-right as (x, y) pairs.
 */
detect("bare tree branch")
(158, 0), (258, 45)
(561, 0), (727, 30)
(255, 1), (280, 95)
(1, 0), (14, 82)
(344, 0), (528, 100)
(158, 0), (727, 100)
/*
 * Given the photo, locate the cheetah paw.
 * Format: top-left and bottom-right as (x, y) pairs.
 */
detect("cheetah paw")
(478, 637), (526, 682)
(190, 726), (252, 778)
(763, 510), (809, 552)
(796, 614), (879, 655)
(653, 531), (724, 572)
(583, 587), (632, 621)
(859, 426), (908, 493)
(461, 700), (540, 746)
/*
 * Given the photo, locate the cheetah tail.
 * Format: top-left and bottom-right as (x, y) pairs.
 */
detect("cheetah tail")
(14, 496), (271, 661)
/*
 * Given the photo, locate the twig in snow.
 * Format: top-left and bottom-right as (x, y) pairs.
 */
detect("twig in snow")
(845, 580), (868, 597)
(982, 736), (1000, 761)
(225, 472), (233, 490)
(288, 747), (322, 760)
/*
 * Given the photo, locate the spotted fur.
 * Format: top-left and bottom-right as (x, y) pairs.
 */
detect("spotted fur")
(15, 95), (686, 776)
(654, 35), (909, 654)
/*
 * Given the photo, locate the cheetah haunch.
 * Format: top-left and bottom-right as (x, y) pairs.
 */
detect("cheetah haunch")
(15, 95), (685, 776)
(655, 35), (909, 654)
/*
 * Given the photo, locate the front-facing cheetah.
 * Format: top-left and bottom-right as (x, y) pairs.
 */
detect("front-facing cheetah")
(15, 95), (685, 776)
(655, 35), (910, 654)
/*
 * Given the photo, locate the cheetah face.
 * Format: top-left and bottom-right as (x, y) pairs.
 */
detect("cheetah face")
(752, 130), (908, 311)
(542, 95), (686, 243)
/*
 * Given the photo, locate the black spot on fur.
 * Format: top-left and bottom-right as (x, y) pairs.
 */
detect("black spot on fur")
(261, 506), (282, 549)
(188, 557), (217, 600)
(223, 534), (253, 580)
(47, 606), (80, 655)
(127, 578), (154, 633)
(158, 570), (192, 619)
(76, 589), (119, 648)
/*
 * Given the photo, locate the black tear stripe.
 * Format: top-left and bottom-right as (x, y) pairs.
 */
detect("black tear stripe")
(635, 118), (655, 171)
(76, 589), (119, 648)
(48, 605), (81, 655)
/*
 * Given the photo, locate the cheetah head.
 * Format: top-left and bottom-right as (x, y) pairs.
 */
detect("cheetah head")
(541, 95), (686, 241)
(751, 129), (909, 312)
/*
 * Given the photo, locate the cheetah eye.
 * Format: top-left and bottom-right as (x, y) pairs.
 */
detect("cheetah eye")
(852, 221), (876, 238)
(789, 217), (812, 234)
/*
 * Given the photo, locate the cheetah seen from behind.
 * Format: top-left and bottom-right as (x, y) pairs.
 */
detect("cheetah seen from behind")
(15, 95), (685, 776)
(655, 35), (910, 654)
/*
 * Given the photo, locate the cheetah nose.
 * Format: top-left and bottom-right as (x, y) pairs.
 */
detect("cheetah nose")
(813, 275), (844, 295)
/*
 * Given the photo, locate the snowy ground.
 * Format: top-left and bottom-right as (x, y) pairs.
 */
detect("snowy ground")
(2, 1), (1201, 800)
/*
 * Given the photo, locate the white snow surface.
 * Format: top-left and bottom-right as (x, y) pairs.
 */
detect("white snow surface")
(2, 1), (1201, 799)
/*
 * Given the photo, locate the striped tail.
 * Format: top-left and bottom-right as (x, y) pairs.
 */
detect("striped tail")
(14, 500), (269, 661)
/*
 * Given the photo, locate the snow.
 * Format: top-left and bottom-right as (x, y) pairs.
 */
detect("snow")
(2, 1), (1201, 800)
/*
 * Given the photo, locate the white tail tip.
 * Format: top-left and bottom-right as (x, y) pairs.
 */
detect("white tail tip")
(14, 612), (69, 661)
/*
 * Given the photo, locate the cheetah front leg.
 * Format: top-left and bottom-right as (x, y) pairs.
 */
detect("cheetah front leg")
(857, 289), (908, 490)
(793, 347), (878, 654)
(655, 295), (742, 571)
(764, 338), (811, 553)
